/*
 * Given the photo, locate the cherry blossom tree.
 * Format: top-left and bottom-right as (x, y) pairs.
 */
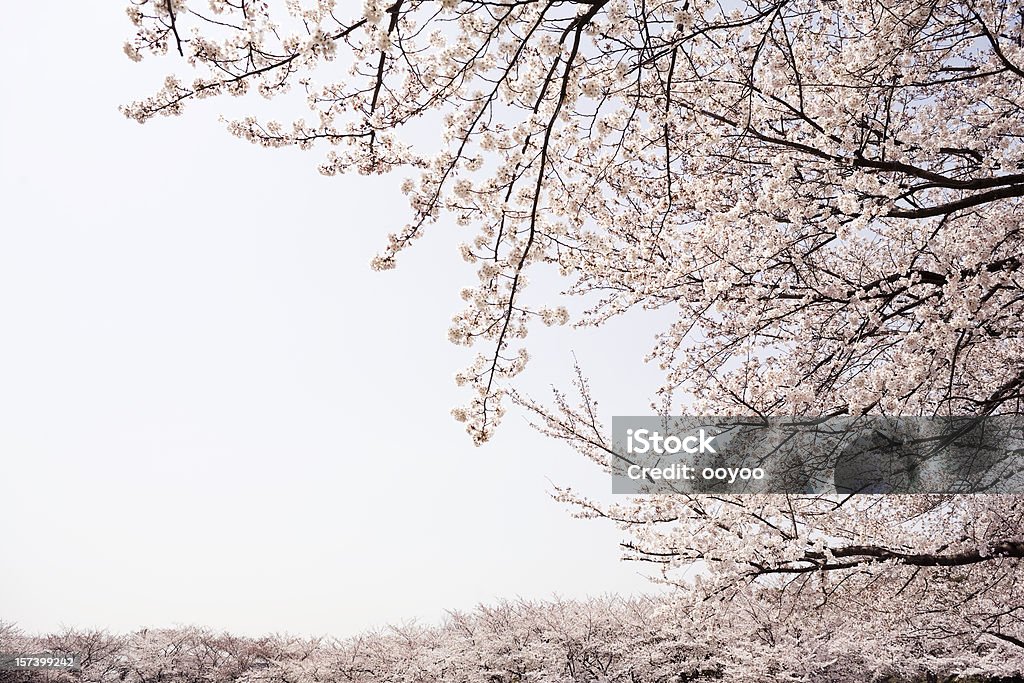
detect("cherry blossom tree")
(121, 0), (1024, 440)
(120, 0), (1024, 671)
(6, 597), (1022, 681)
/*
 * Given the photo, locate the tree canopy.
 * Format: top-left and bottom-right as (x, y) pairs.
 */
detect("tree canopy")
(121, 0), (1024, 672)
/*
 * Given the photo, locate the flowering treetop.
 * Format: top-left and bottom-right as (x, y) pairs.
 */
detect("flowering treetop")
(124, 0), (1024, 443)
(123, 0), (1024, 651)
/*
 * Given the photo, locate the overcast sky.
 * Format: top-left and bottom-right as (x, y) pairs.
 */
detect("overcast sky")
(0, 2), (667, 637)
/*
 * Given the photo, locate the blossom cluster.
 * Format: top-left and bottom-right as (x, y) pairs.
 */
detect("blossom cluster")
(5, 592), (1022, 681)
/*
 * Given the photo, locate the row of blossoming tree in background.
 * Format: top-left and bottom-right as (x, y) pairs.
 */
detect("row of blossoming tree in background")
(2, 594), (1021, 682)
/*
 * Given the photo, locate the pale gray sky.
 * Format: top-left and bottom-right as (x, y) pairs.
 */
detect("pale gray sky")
(0, 2), (666, 637)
